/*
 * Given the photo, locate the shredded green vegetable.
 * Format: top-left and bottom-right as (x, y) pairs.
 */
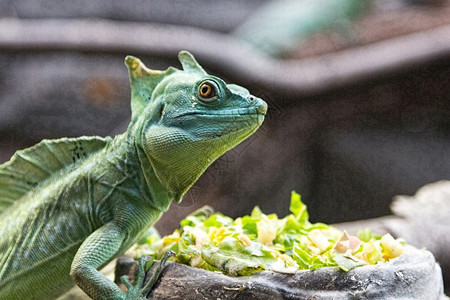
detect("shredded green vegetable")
(128, 191), (406, 275)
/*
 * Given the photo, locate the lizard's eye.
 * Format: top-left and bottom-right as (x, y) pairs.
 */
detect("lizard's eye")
(198, 81), (218, 103)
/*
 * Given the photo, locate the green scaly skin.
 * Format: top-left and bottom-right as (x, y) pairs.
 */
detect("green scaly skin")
(0, 51), (267, 299)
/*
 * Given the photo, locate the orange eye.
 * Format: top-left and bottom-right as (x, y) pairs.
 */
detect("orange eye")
(199, 82), (216, 99)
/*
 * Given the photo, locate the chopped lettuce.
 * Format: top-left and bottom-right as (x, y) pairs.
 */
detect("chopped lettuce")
(128, 191), (407, 276)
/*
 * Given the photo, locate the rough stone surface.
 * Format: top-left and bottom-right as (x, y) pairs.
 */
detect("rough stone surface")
(387, 181), (450, 297)
(116, 249), (446, 300)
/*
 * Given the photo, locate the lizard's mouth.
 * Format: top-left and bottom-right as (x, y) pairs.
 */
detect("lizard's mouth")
(174, 103), (267, 126)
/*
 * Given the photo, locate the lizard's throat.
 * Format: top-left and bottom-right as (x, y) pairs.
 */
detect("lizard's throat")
(140, 141), (228, 204)
(137, 122), (261, 204)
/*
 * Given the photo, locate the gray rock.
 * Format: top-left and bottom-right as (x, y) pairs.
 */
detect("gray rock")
(117, 248), (446, 299)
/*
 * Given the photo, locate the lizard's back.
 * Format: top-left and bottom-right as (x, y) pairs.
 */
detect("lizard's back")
(0, 136), (111, 298)
(0, 188), (89, 298)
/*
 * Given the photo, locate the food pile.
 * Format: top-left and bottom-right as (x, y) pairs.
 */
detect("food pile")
(129, 192), (406, 276)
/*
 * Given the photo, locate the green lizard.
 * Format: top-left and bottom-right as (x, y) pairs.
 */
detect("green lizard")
(0, 51), (267, 299)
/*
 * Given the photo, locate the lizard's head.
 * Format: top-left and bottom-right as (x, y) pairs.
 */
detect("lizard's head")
(125, 51), (267, 199)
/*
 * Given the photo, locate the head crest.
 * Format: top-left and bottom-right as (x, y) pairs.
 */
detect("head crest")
(178, 51), (207, 75)
(125, 56), (175, 121)
(125, 51), (206, 121)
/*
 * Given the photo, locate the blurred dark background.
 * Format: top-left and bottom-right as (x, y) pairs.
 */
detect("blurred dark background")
(1, 0), (449, 290)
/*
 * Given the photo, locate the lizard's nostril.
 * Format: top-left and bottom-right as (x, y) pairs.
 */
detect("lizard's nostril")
(261, 102), (268, 114)
(249, 96), (254, 101)
(256, 100), (268, 115)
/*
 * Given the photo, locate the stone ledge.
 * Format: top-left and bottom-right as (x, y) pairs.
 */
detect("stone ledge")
(116, 248), (446, 300)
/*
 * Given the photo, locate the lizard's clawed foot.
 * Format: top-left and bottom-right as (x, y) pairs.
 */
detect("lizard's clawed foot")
(142, 250), (176, 297)
(120, 251), (175, 299)
(120, 256), (150, 300)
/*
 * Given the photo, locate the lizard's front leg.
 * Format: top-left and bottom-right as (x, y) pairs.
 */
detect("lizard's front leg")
(70, 222), (139, 300)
